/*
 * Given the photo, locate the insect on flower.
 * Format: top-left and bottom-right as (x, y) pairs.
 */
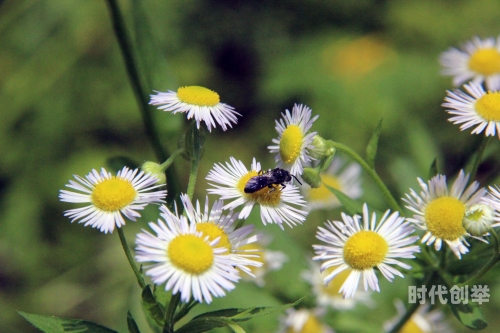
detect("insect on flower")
(244, 168), (302, 194)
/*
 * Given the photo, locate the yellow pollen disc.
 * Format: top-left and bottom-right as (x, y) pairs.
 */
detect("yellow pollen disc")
(237, 170), (259, 194)
(308, 174), (341, 203)
(321, 266), (351, 296)
(468, 48), (500, 75)
(280, 125), (304, 164)
(91, 178), (137, 212)
(196, 222), (231, 252)
(168, 235), (213, 274)
(475, 92), (500, 122)
(399, 319), (424, 333)
(249, 185), (282, 207)
(424, 197), (466, 241)
(177, 86), (220, 106)
(343, 231), (388, 270)
(286, 314), (325, 333)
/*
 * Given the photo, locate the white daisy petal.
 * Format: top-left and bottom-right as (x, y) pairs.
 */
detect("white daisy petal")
(443, 81), (500, 138)
(313, 204), (419, 298)
(135, 204), (241, 304)
(149, 86), (240, 132)
(206, 157), (308, 228)
(59, 167), (166, 233)
(440, 35), (500, 91)
(403, 169), (487, 258)
(268, 104), (319, 176)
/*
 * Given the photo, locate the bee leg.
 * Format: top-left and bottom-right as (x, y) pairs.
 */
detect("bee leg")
(280, 183), (286, 192)
(268, 184), (276, 193)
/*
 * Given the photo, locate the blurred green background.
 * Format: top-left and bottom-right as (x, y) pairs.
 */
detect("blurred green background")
(2, 0), (500, 332)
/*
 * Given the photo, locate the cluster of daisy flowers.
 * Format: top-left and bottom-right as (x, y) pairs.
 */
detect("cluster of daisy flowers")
(58, 69), (500, 332)
(441, 35), (500, 138)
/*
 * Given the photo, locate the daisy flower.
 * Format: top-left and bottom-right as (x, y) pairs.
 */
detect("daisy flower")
(384, 300), (453, 333)
(206, 157), (308, 229)
(483, 185), (500, 228)
(313, 204), (419, 298)
(59, 167), (166, 234)
(135, 204), (240, 304)
(403, 170), (487, 259)
(278, 308), (334, 333)
(440, 36), (500, 91)
(178, 193), (262, 276)
(268, 104), (319, 176)
(442, 81), (500, 138)
(149, 85), (240, 132)
(303, 157), (363, 211)
(302, 261), (370, 310)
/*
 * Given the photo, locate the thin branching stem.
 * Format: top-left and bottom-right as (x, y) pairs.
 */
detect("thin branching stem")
(117, 228), (146, 290)
(327, 140), (402, 212)
(105, 0), (180, 200)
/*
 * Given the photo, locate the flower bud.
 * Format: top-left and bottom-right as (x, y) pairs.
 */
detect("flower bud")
(141, 161), (166, 185)
(302, 167), (322, 188)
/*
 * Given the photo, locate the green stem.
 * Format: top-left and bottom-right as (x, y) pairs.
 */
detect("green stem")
(327, 140), (402, 212)
(160, 148), (185, 170)
(163, 293), (181, 333)
(117, 228), (146, 290)
(186, 127), (202, 199)
(467, 136), (491, 185)
(104, 0), (180, 201)
(459, 232), (500, 287)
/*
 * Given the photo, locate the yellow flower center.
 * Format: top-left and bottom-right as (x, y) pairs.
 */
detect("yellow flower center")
(237, 170), (282, 207)
(177, 86), (220, 106)
(91, 177), (137, 212)
(343, 230), (388, 270)
(308, 174), (341, 203)
(475, 92), (500, 122)
(399, 319), (424, 333)
(168, 235), (213, 274)
(424, 197), (466, 241)
(196, 222), (231, 252)
(286, 314), (325, 333)
(468, 48), (500, 75)
(321, 266), (352, 296)
(280, 125), (304, 164)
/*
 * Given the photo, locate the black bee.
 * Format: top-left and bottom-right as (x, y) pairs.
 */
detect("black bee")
(244, 168), (302, 194)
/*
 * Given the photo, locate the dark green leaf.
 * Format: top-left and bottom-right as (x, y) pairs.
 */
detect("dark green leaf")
(324, 184), (363, 215)
(176, 317), (244, 333)
(18, 311), (118, 333)
(428, 157), (438, 180)
(449, 300), (488, 330)
(365, 119), (383, 169)
(127, 312), (140, 333)
(131, 0), (175, 91)
(141, 285), (165, 327)
(184, 122), (206, 162)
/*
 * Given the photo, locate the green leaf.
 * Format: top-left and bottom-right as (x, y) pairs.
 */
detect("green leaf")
(176, 297), (304, 333)
(131, 0), (175, 91)
(127, 312), (141, 333)
(428, 157), (438, 180)
(141, 285), (165, 327)
(175, 318), (244, 333)
(324, 184), (363, 215)
(18, 311), (118, 333)
(449, 300), (488, 330)
(365, 119), (383, 169)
